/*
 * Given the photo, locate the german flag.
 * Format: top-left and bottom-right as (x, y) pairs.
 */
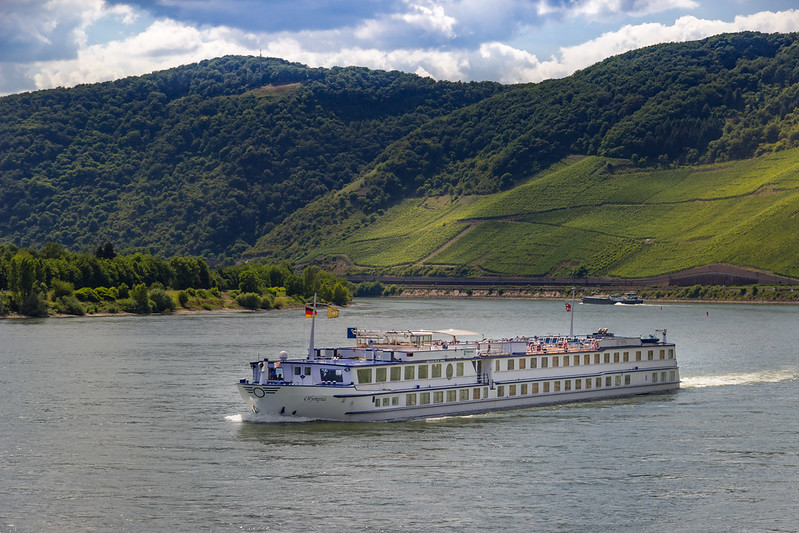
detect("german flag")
(305, 307), (317, 318)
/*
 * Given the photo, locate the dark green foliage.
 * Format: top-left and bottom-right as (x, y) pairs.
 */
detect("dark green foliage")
(149, 288), (175, 312)
(7, 33), (799, 278)
(236, 292), (261, 309)
(19, 291), (47, 317)
(0, 56), (500, 260)
(55, 294), (84, 315)
(354, 281), (385, 296)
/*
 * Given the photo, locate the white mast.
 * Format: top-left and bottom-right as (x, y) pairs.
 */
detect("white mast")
(308, 293), (317, 360)
(569, 287), (575, 338)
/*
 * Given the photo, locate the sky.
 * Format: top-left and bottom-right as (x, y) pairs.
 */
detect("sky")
(2, 0), (799, 96)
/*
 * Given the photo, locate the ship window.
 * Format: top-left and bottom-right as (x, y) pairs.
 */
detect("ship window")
(564, 380), (571, 391)
(456, 362), (464, 376)
(652, 372), (658, 383)
(594, 354), (600, 364)
(446, 390), (456, 402)
(573, 355), (579, 366)
(521, 383), (528, 395)
(431, 364), (442, 378)
(507, 359), (515, 370)
(623, 351), (629, 362)
(541, 357), (548, 368)
(392, 396), (399, 406)
(320, 368), (344, 383)
(615, 375), (621, 386)
(614, 352), (620, 363)
(668, 349), (674, 359)
(294, 367), (301, 376)
(636, 351), (642, 361)
(497, 386), (505, 397)
(562, 356), (569, 367)
(390, 367), (401, 381)
(495, 360), (500, 371)
(460, 389), (469, 401)
(575, 379), (582, 390)
(532, 383), (539, 394)
(446, 364), (454, 380)
(584, 354), (590, 365)
(434, 391), (444, 403)
(648, 350), (654, 360)
(543, 382), (550, 393)
(418, 365), (429, 379)
(375, 367), (387, 382)
(660, 349), (665, 360)
(357, 368), (372, 384)
(552, 356), (559, 367)
(420, 392), (431, 404)
(554, 381), (561, 392)
(519, 358), (526, 370)
(625, 375), (631, 385)
(473, 388), (481, 400)
(406, 394), (417, 406)
(595, 377), (602, 388)
(405, 365), (415, 380)
(605, 376), (612, 387)
(382, 397), (390, 406)
(604, 353), (610, 364)
(585, 378), (591, 389)
(670, 371), (676, 381)
(483, 387), (489, 399)
(661, 371), (667, 382)
(530, 357), (537, 368)
(509, 385), (517, 396)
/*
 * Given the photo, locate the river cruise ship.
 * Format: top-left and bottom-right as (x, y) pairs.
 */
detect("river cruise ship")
(237, 324), (679, 422)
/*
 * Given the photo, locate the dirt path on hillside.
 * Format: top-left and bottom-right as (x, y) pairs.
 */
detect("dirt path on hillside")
(417, 222), (479, 265)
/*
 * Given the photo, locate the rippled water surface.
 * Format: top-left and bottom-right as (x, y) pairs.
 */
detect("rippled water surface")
(2, 299), (798, 532)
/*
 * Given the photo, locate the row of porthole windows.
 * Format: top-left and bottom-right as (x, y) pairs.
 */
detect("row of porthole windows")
(652, 370), (677, 383)
(496, 348), (675, 371)
(374, 387), (492, 408)
(372, 369), (678, 409)
(497, 374), (630, 397)
(358, 362), (466, 384)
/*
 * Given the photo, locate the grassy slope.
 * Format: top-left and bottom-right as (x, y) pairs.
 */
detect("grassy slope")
(305, 148), (799, 278)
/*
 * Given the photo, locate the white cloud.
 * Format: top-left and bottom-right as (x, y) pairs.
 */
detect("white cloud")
(11, 2), (799, 95)
(32, 19), (253, 90)
(396, 1), (458, 39)
(557, 9), (799, 74)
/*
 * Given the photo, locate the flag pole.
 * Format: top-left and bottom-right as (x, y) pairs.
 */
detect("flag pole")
(308, 293), (317, 360)
(569, 287), (575, 338)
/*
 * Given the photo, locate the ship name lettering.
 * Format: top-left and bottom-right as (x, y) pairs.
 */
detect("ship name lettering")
(304, 396), (327, 403)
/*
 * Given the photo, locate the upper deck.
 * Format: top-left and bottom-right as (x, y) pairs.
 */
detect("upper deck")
(243, 328), (676, 390)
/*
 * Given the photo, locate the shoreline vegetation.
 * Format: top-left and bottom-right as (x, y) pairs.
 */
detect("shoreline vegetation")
(3, 282), (798, 320)
(2, 243), (797, 320)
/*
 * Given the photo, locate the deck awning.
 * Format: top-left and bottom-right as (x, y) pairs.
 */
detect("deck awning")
(433, 328), (482, 338)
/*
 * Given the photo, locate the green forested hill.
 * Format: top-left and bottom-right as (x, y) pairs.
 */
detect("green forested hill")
(0, 57), (501, 259)
(3, 32), (799, 278)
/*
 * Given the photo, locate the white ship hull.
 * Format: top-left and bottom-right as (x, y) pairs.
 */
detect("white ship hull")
(238, 354), (679, 422)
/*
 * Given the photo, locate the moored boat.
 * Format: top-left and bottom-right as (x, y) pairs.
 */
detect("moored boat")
(237, 317), (679, 422)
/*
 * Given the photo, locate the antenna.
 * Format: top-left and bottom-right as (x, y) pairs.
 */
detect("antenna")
(569, 287), (575, 338)
(308, 293), (317, 360)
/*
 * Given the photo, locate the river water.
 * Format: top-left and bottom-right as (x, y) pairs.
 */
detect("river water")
(1, 298), (798, 532)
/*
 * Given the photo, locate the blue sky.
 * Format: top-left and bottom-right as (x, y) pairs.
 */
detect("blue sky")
(2, 0), (799, 95)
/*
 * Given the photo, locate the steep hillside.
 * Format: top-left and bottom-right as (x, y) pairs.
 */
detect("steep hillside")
(3, 32), (799, 279)
(276, 149), (799, 278)
(0, 57), (501, 259)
